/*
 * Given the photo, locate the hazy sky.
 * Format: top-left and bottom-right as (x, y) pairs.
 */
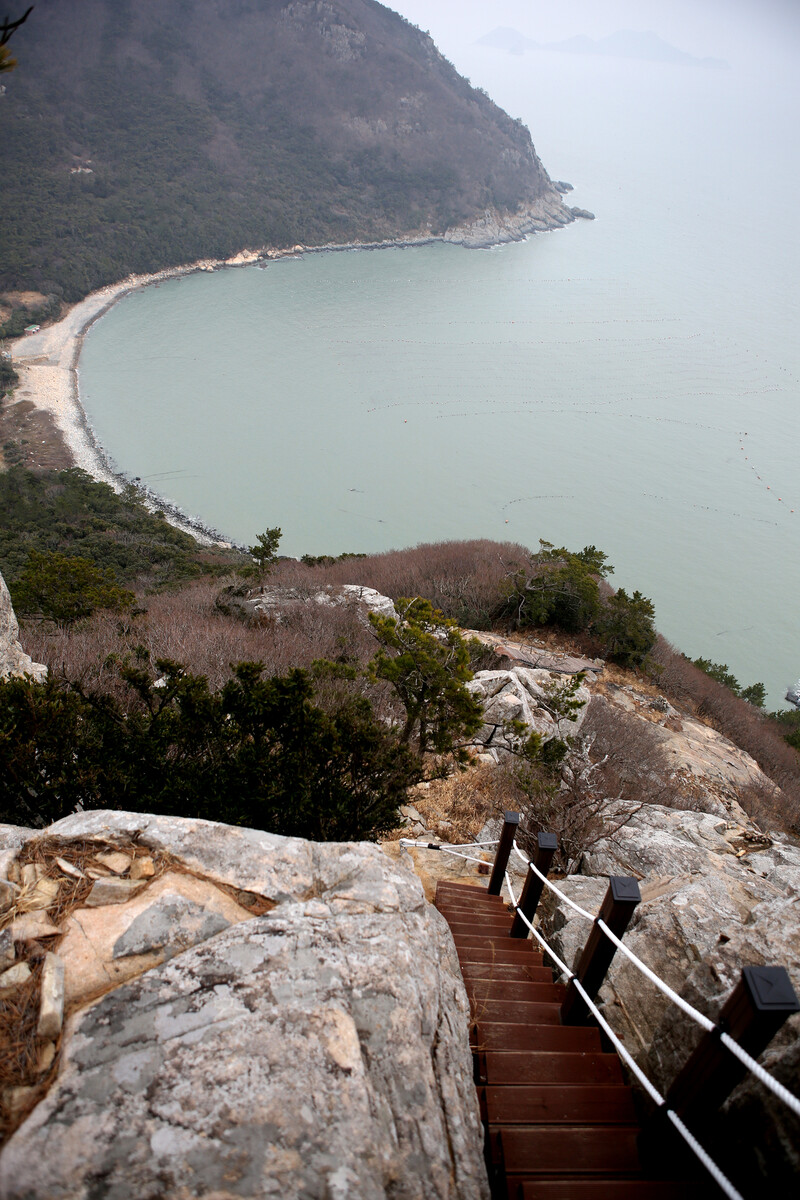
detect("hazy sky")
(390, 0), (800, 70)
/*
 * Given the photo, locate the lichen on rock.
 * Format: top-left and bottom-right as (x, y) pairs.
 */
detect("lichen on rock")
(0, 815), (490, 1199)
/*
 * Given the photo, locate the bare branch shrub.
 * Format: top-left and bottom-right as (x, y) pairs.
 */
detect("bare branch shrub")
(737, 779), (800, 834)
(509, 696), (693, 872)
(579, 696), (698, 811)
(21, 579), (383, 704)
(272, 539), (531, 628)
(651, 637), (800, 834)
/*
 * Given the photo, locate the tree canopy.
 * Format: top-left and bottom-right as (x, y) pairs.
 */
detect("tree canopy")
(0, 659), (421, 838)
(368, 597), (484, 760)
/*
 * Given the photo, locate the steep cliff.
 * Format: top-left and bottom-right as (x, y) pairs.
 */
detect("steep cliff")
(0, 0), (572, 301)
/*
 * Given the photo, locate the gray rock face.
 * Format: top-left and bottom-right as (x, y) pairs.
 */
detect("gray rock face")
(47, 811), (316, 898)
(467, 631), (603, 676)
(541, 802), (800, 1188)
(467, 667), (590, 759)
(444, 193), (574, 248)
(0, 572), (46, 682)
(112, 891), (231, 959)
(0, 816), (489, 1200)
(227, 582), (398, 626)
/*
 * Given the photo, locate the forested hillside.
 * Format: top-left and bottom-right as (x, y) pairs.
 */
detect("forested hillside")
(0, 0), (563, 301)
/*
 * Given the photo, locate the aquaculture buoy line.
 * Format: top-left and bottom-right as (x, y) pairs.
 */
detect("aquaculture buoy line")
(738, 431), (796, 513)
(342, 332), (703, 349)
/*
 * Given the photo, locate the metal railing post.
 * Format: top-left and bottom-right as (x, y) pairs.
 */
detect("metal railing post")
(487, 811), (520, 895)
(665, 965), (799, 1126)
(510, 832), (558, 938)
(561, 876), (641, 1025)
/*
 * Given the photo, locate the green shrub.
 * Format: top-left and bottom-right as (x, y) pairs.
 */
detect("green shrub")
(0, 661), (421, 838)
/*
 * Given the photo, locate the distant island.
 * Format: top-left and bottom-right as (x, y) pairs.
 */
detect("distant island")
(0, 0), (575, 305)
(476, 26), (729, 70)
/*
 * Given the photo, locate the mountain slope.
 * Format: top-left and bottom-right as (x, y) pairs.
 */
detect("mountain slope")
(0, 0), (568, 301)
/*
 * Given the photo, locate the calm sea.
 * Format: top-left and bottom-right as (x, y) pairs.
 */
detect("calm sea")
(78, 49), (799, 707)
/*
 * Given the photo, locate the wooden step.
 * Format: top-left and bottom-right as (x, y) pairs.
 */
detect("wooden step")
(466, 980), (566, 1004)
(435, 883), (500, 902)
(438, 902), (513, 921)
(455, 955), (544, 974)
(446, 919), (514, 937)
(435, 894), (508, 909)
(437, 901), (506, 916)
(451, 936), (532, 954)
(481, 1084), (637, 1126)
(477, 1050), (624, 1087)
(473, 1022), (602, 1054)
(469, 1000), (563, 1026)
(461, 963), (553, 984)
(457, 947), (541, 965)
(457, 943), (538, 960)
(496, 1125), (642, 1176)
(515, 1181), (707, 1199)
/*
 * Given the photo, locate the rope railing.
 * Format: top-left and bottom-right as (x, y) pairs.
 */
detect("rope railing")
(503, 871), (745, 1200)
(406, 814), (800, 1195)
(398, 838), (497, 868)
(511, 838), (800, 1119)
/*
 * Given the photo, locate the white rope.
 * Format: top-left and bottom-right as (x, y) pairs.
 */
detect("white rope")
(666, 1112), (744, 1200)
(438, 847), (495, 866)
(596, 919), (716, 1034)
(720, 1032), (800, 1119)
(449, 839), (500, 847)
(399, 841), (494, 867)
(513, 841), (800, 1116)
(504, 872), (572, 978)
(398, 840), (494, 849)
(502, 872), (744, 1200)
(399, 838), (497, 850)
(512, 842), (595, 919)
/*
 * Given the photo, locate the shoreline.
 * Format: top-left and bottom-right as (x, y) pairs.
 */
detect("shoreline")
(6, 194), (579, 545)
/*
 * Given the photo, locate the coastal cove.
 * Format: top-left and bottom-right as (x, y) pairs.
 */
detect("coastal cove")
(13, 48), (800, 709)
(74, 225), (799, 709)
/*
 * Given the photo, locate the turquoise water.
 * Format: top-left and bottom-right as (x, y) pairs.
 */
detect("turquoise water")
(78, 52), (800, 706)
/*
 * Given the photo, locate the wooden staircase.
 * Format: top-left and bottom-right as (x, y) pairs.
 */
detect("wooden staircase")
(435, 880), (704, 1200)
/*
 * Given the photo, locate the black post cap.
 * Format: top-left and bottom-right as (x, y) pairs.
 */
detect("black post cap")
(609, 876), (642, 904)
(743, 966), (800, 1013)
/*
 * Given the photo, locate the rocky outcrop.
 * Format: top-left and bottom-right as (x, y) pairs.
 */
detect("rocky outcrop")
(218, 582), (398, 626)
(444, 195), (574, 248)
(0, 814), (489, 1199)
(468, 631), (603, 676)
(593, 678), (777, 815)
(0, 571), (46, 682)
(541, 802), (800, 1188)
(467, 666), (590, 759)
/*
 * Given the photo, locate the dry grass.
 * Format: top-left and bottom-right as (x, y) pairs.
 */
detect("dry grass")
(0, 959), (46, 1143)
(270, 538), (531, 629)
(405, 763), (526, 844)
